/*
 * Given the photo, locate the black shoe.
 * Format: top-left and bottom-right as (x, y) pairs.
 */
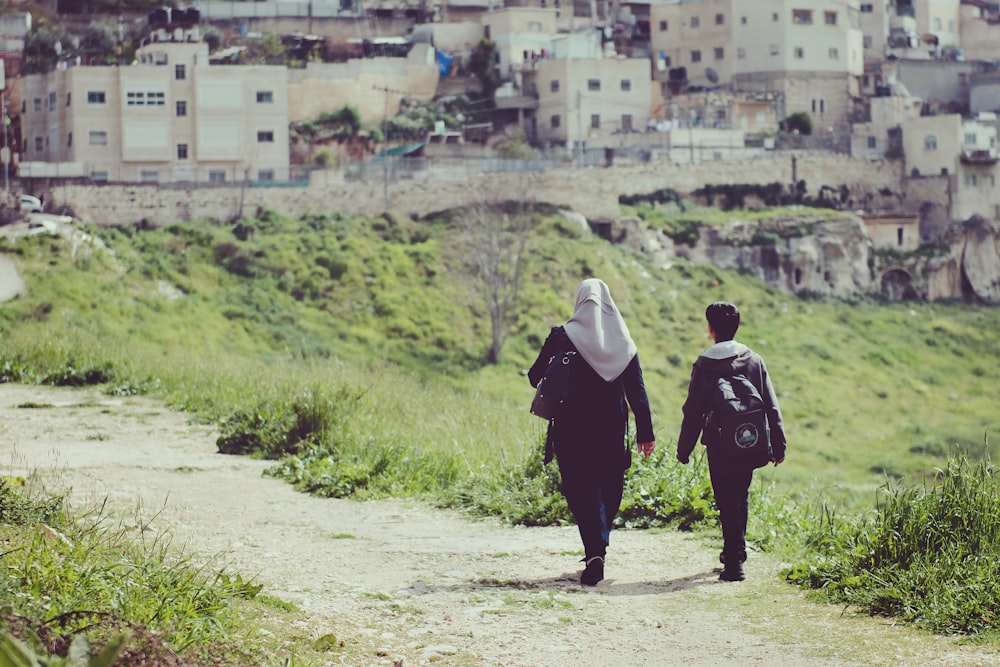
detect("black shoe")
(720, 549), (747, 565)
(581, 556), (604, 586)
(719, 562), (745, 582)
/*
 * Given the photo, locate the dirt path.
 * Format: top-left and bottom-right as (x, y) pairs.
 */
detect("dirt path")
(1, 384), (997, 667)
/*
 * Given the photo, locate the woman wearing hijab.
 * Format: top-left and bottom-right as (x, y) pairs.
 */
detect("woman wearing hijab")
(528, 278), (656, 586)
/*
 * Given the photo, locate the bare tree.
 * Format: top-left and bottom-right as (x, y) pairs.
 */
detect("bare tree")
(457, 179), (535, 364)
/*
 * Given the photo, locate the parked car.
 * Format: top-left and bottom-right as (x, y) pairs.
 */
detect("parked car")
(20, 195), (43, 213)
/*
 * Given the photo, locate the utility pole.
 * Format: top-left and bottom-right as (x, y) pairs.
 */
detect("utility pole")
(373, 84), (407, 212)
(1, 91), (8, 192)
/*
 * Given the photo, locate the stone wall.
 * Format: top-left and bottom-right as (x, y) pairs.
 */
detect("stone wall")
(49, 153), (904, 227)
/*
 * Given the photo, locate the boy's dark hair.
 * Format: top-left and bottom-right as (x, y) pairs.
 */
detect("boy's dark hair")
(706, 301), (740, 341)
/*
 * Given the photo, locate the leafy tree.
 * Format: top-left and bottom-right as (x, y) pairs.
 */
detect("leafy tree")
(23, 20), (71, 74)
(468, 39), (501, 98)
(783, 112), (813, 135)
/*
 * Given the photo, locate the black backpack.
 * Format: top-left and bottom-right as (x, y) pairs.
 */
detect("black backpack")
(704, 373), (772, 468)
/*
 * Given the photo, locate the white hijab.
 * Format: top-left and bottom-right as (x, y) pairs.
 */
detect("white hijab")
(563, 278), (637, 382)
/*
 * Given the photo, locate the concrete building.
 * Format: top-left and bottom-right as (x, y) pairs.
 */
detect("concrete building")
(19, 35), (290, 184)
(903, 111), (999, 221)
(534, 56), (653, 148)
(649, 0), (864, 132)
(959, 0), (1000, 61)
(851, 93), (922, 158)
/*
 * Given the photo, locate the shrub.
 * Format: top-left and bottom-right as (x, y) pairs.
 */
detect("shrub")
(783, 452), (1000, 634)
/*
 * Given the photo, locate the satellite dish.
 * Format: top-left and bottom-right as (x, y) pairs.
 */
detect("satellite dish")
(705, 67), (719, 84)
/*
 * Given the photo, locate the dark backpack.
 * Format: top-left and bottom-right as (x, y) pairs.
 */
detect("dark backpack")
(704, 373), (772, 468)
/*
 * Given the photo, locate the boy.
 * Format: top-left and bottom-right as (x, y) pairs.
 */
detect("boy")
(676, 302), (787, 582)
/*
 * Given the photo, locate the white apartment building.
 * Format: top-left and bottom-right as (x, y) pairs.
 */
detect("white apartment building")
(534, 56), (653, 147)
(649, 0), (864, 131)
(20, 36), (290, 184)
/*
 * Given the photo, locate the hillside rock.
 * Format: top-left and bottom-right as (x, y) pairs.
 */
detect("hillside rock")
(624, 213), (875, 298)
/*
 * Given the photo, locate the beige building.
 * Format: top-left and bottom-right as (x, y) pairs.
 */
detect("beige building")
(20, 36), (289, 184)
(903, 112), (999, 221)
(534, 56), (653, 148)
(851, 93), (922, 158)
(286, 44), (438, 125)
(649, 0), (864, 131)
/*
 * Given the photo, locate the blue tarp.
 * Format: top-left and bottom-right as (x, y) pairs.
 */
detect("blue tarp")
(436, 49), (453, 77)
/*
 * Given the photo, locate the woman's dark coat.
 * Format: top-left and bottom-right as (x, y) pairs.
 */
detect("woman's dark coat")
(529, 326), (654, 475)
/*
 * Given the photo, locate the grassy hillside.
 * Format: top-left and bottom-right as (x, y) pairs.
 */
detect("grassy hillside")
(1, 208), (998, 507)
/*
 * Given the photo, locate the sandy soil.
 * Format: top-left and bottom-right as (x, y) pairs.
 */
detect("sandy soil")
(1, 384), (997, 667)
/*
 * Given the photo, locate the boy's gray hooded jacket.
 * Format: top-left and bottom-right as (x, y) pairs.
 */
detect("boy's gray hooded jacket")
(676, 340), (787, 464)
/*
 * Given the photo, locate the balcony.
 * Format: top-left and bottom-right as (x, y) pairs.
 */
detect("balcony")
(960, 148), (999, 164)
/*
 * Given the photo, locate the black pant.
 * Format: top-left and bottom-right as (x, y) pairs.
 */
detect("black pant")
(707, 455), (754, 559)
(559, 465), (625, 560)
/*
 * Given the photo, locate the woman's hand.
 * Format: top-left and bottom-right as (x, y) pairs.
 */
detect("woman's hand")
(637, 441), (655, 460)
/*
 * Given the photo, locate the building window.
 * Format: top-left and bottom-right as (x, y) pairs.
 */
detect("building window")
(621, 114), (633, 131)
(48, 92), (56, 112)
(256, 91), (274, 103)
(924, 135), (937, 151)
(965, 132), (976, 145)
(737, 47), (746, 59)
(860, 3), (873, 12)
(34, 136), (43, 151)
(87, 91), (106, 104)
(528, 21), (541, 32)
(550, 114), (561, 128)
(177, 143), (188, 159)
(770, 44), (780, 56)
(176, 100), (187, 117)
(664, 55), (671, 66)
(691, 50), (702, 62)
(550, 79), (560, 92)
(714, 47), (724, 60)
(66, 93), (71, 107)
(863, 35), (873, 48)
(825, 11), (837, 25)
(591, 114), (600, 129)
(209, 170), (226, 184)
(588, 79), (600, 91)
(691, 16), (700, 27)
(867, 136), (877, 149)
(33, 98), (42, 112)
(258, 169), (274, 181)
(127, 91), (165, 107)
(829, 47), (839, 59)
(88, 131), (108, 146)
(794, 47), (804, 58)
(140, 170), (159, 183)
(793, 9), (813, 24)
(932, 17), (942, 30)
(67, 132), (72, 147)
(773, 12), (779, 21)
(620, 79), (631, 91)
(257, 131), (275, 143)
(659, 20), (667, 31)
(175, 64), (185, 80)
(90, 171), (109, 182)
(715, 13), (724, 25)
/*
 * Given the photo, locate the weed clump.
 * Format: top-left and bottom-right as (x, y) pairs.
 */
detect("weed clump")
(784, 452), (1000, 634)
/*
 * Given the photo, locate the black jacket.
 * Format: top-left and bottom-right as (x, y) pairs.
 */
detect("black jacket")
(676, 342), (786, 464)
(529, 327), (654, 473)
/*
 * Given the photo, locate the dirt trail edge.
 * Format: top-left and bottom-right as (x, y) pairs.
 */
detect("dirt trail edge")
(1, 384), (995, 667)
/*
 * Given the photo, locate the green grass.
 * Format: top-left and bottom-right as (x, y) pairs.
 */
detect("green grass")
(0, 478), (296, 665)
(1, 205), (999, 647)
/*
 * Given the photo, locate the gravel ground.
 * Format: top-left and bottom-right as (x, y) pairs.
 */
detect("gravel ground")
(2, 384), (997, 667)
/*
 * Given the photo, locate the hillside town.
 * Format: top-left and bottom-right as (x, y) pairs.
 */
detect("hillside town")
(1, 0), (1000, 303)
